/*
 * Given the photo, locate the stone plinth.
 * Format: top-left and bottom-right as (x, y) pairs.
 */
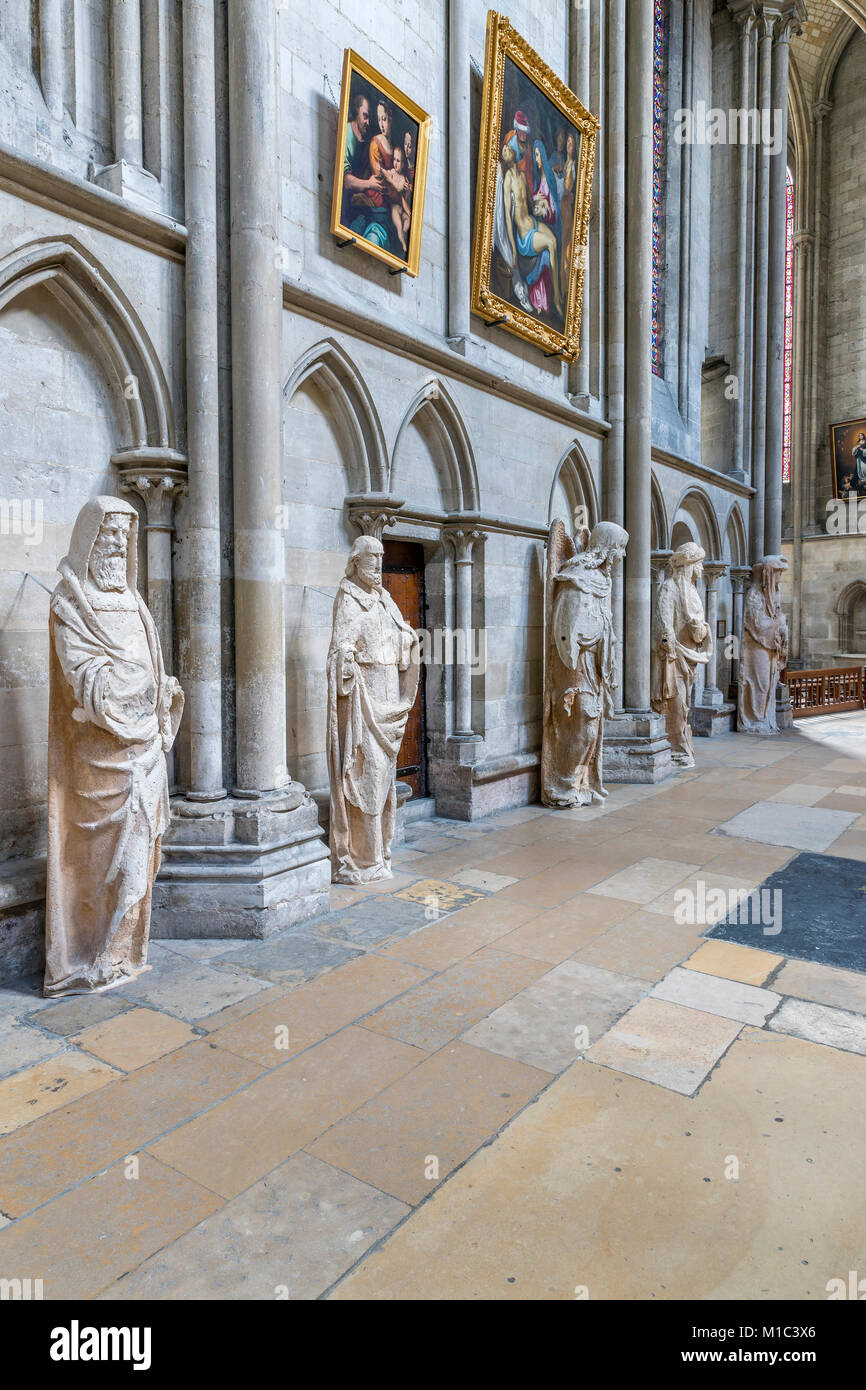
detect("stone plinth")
(602, 712), (674, 783)
(691, 701), (737, 738)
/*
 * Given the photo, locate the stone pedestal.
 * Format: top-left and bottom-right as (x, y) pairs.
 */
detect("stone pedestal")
(603, 712), (673, 784)
(776, 682), (794, 731)
(691, 701), (737, 738)
(155, 787), (330, 939)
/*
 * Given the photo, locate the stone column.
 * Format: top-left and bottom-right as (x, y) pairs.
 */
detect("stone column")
(447, 0), (470, 349)
(678, 0), (694, 414)
(623, 0), (653, 713)
(700, 562), (728, 705)
(113, 453), (187, 666)
(179, 0), (225, 800)
(791, 228), (813, 661)
(444, 526), (483, 741)
(228, 0), (287, 796)
(650, 550), (673, 627)
(569, 0), (592, 400)
(729, 565), (752, 696)
(764, 6), (799, 557)
(112, 0), (144, 167)
(731, 4), (756, 475)
(749, 12), (774, 562)
(807, 101), (831, 532)
(605, 0), (627, 707)
(39, 0), (64, 120)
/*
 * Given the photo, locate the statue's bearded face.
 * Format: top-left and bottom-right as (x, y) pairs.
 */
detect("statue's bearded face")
(90, 514), (131, 592)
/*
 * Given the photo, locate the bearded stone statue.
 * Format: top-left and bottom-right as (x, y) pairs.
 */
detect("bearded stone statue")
(327, 535), (420, 884)
(650, 541), (712, 768)
(739, 555), (789, 735)
(542, 519), (629, 808)
(44, 496), (184, 996)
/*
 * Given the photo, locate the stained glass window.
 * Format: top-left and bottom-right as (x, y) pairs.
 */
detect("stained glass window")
(652, 0), (667, 376)
(783, 167), (794, 485)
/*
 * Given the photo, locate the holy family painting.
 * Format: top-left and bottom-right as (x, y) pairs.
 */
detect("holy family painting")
(331, 49), (430, 278)
(829, 417), (866, 499)
(471, 13), (599, 362)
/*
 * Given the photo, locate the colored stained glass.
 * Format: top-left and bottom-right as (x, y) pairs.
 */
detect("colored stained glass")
(783, 167), (794, 485)
(652, 0), (667, 376)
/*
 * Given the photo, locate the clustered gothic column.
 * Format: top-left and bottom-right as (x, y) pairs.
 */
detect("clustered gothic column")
(228, 0), (287, 796)
(622, 0), (653, 713)
(447, 0), (471, 348)
(729, 565), (752, 696)
(39, 0), (64, 120)
(701, 562), (728, 705)
(605, 0), (627, 707)
(111, 0), (144, 168)
(445, 527), (483, 741)
(179, 0), (225, 800)
(749, 11), (774, 562)
(732, 4), (756, 479)
(113, 454), (187, 664)
(569, 0), (592, 402)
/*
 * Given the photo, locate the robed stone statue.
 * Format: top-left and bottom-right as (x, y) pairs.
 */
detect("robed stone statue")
(651, 541), (712, 768)
(45, 496), (184, 997)
(327, 535), (420, 884)
(739, 555), (789, 735)
(542, 519), (629, 808)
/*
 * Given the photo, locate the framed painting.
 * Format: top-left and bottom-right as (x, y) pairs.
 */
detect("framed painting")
(330, 49), (431, 278)
(471, 12), (599, 361)
(829, 417), (866, 499)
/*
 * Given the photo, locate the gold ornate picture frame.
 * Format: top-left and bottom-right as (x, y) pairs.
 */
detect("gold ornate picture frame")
(829, 416), (866, 499)
(471, 13), (599, 361)
(331, 49), (431, 279)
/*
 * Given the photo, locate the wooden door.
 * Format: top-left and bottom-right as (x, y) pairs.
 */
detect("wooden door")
(382, 539), (427, 799)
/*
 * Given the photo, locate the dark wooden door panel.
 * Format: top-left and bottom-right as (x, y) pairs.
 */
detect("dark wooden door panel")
(382, 540), (426, 799)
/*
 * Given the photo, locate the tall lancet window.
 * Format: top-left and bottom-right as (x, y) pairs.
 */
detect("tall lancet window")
(783, 167), (795, 484)
(652, 0), (668, 375)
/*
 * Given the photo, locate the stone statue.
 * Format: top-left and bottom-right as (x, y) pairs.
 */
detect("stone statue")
(45, 496), (184, 997)
(650, 541), (712, 768)
(542, 519), (629, 808)
(327, 535), (420, 884)
(739, 555), (789, 735)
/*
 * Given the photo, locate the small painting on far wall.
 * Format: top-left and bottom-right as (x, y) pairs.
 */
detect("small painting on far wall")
(829, 417), (866, 498)
(330, 49), (431, 278)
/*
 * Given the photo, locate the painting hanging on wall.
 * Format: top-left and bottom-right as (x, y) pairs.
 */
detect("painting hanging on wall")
(829, 417), (866, 499)
(330, 49), (431, 278)
(471, 12), (599, 361)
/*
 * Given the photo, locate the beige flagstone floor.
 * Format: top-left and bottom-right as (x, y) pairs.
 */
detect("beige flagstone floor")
(1, 712), (865, 1299)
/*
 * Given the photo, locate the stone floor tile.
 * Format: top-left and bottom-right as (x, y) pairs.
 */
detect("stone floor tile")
(0, 978), (55, 1020)
(377, 898), (540, 971)
(767, 783), (832, 806)
(361, 947), (547, 1051)
(207, 955), (431, 1068)
(32, 993), (133, 1037)
(585, 996), (742, 1096)
(683, 940), (783, 987)
(0, 1015), (65, 1078)
(214, 931), (362, 984)
(74, 1007), (198, 1071)
(330, 1028), (866, 1300)
(699, 842), (795, 878)
(833, 785), (866, 800)
(307, 1041), (547, 1205)
(0, 1040), (261, 1218)
(148, 1027), (425, 1198)
(394, 877), (485, 914)
(196, 984), (288, 1032)
(0, 1152), (221, 1300)
(571, 910), (706, 983)
(115, 955), (272, 1021)
(476, 841), (578, 879)
(773, 958), (866, 1014)
(450, 868), (518, 893)
(496, 895), (633, 964)
(99, 1151), (409, 1301)
(153, 938), (243, 961)
(462, 960), (645, 1073)
(646, 871), (764, 923)
(311, 896), (431, 946)
(391, 848), (431, 865)
(0, 1051), (119, 1135)
(587, 857), (701, 906)
(716, 801), (859, 852)
(768, 998), (866, 1056)
(650, 965), (780, 1026)
(824, 830), (866, 860)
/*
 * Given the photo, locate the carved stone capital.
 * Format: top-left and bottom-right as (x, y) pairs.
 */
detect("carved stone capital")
(730, 565), (753, 594)
(702, 561), (729, 591)
(345, 494), (404, 540)
(443, 525), (484, 565)
(112, 448), (187, 531)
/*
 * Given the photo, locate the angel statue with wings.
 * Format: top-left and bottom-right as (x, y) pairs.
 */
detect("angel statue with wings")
(541, 517), (629, 808)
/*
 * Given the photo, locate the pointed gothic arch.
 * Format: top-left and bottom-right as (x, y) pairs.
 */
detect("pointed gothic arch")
(548, 443), (599, 530)
(724, 502), (748, 566)
(282, 338), (388, 495)
(0, 236), (175, 449)
(390, 378), (479, 514)
(651, 472), (669, 551)
(672, 485), (723, 558)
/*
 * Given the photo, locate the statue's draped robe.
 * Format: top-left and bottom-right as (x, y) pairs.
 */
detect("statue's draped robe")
(327, 578), (419, 884)
(739, 581), (787, 733)
(542, 558), (615, 807)
(45, 497), (181, 997)
(651, 575), (711, 762)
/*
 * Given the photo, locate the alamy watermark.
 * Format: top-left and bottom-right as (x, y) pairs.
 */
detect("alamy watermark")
(0, 498), (43, 544)
(675, 103), (785, 156)
(674, 881), (782, 936)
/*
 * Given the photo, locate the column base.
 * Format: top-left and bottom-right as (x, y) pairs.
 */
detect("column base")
(776, 682), (794, 731)
(153, 785), (331, 940)
(430, 749), (540, 820)
(93, 160), (161, 210)
(602, 711), (674, 784)
(691, 701), (737, 738)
